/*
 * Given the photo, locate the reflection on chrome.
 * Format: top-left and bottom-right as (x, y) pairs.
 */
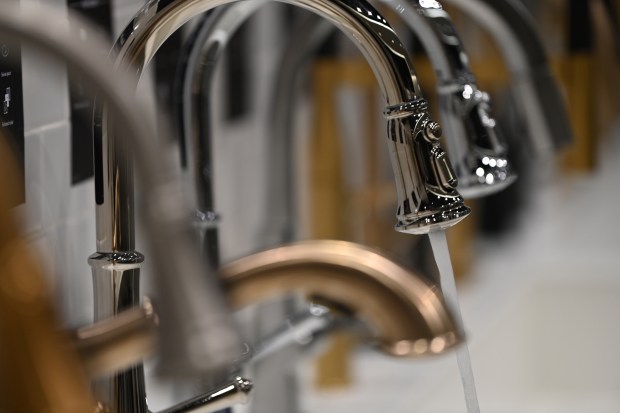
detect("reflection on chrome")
(442, 0), (573, 155)
(380, 0), (517, 198)
(94, 0), (471, 407)
(176, 0), (506, 256)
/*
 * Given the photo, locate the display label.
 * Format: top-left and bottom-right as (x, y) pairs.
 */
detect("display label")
(0, 41), (25, 205)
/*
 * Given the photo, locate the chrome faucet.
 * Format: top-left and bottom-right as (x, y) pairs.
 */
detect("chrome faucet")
(260, 0), (516, 203)
(393, 0), (516, 198)
(74, 240), (462, 413)
(441, 0), (573, 155)
(175, 0), (512, 254)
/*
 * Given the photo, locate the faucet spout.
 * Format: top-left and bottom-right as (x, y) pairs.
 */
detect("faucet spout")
(218, 240), (462, 356)
(399, 1), (516, 198)
(103, 0), (470, 252)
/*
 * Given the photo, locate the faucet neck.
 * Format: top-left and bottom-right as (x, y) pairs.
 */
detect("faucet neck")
(96, 0), (469, 258)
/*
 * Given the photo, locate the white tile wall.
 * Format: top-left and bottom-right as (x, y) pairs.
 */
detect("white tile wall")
(15, 0), (145, 329)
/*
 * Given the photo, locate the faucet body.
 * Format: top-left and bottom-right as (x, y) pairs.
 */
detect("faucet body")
(442, 0), (573, 155)
(177, 0), (510, 253)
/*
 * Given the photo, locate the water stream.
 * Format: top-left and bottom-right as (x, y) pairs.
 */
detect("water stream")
(429, 230), (481, 413)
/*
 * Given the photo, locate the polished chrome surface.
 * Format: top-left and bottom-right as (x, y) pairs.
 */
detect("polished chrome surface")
(262, 0), (514, 200)
(442, 0), (573, 155)
(160, 377), (253, 413)
(219, 240), (462, 357)
(88, 251), (147, 411)
(0, 2), (242, 412)
(249, 304), (336, 364)
(105, 0), (470, 261)
(396, 1), (516, 198)
(180, 0), (514, 227)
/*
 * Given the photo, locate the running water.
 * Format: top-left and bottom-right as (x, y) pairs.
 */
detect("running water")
(429, 230), (481, 413)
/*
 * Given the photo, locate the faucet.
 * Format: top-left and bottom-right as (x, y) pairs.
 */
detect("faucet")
(104, 0), (470, 238)
(95, 0), (470, 409)
(0, 135), (96, 413)
(381, 0), (516, 198)
(0, 2), (242, 412)
(218, 240), (460, 356)
(75, 240), (461, 413)
(441, 0), (574, 156)
(175, 0), (512, 254)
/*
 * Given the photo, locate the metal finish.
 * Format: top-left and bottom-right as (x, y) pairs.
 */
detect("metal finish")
(159, 377), (253, 413)
(248, 304), (336, 364)
(82, 240), (459, 360)
(71, 240), (460, 412)
(219, 240), (462, 356)
(391, 1), (516, 198)
(0, 3), (242, 413)
(99, 0), (471, 281)
(442, 0), (573, 155)
(176, 1), (513, 256)
(262, 0), (514, 201)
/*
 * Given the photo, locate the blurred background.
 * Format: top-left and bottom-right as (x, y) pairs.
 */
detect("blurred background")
(3, 0), (620, 411)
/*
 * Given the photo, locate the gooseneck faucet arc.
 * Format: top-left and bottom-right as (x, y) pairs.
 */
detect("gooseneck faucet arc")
(176, 0), (512, 254)
(102, 0), (470, 237)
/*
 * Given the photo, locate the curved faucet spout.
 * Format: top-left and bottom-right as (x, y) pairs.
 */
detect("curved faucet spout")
(219, 240), (461, 357)
(442, 0), (573, 155)
(176, 0), (510, 253)
(100, 0), (470, 260)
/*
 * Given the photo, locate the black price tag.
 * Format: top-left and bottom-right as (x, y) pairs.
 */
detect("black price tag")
(0, 41), (25, 205)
